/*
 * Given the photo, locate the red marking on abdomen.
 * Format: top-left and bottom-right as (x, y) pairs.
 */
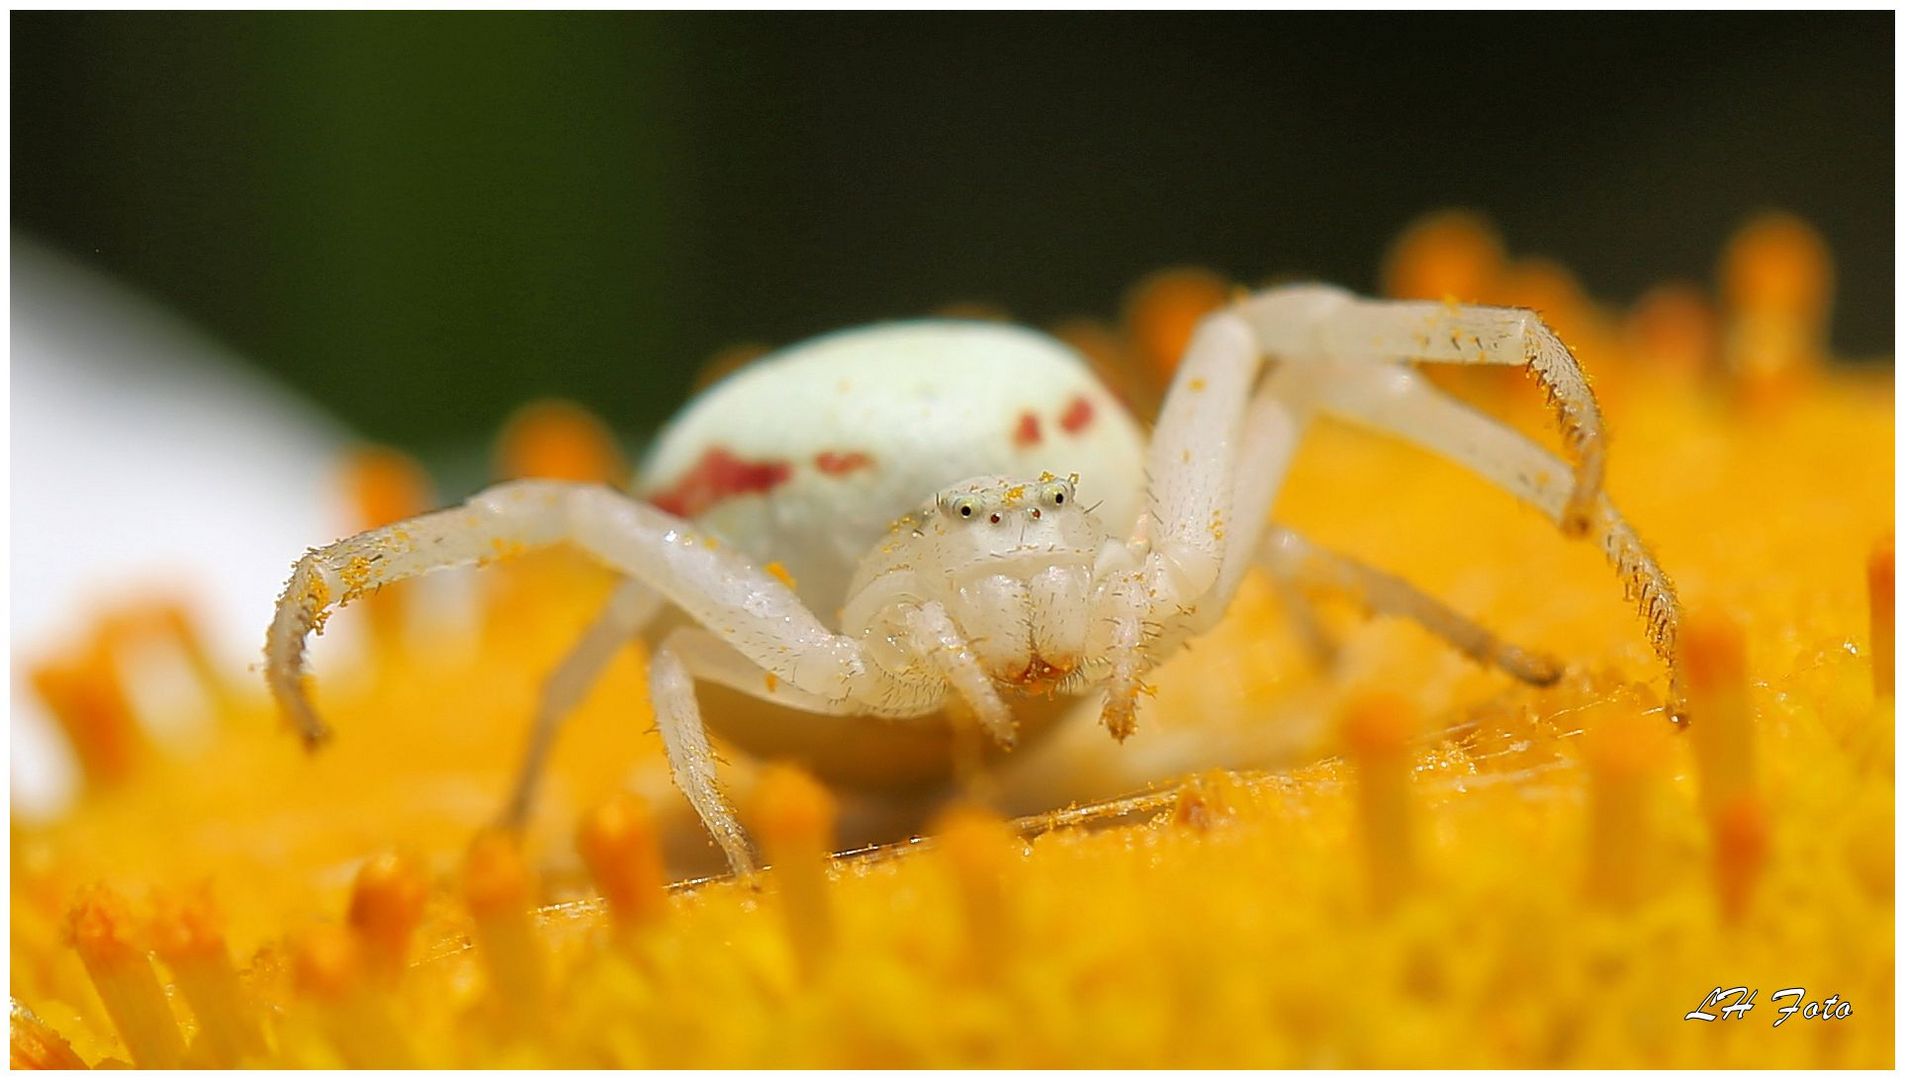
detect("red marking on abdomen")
(1013, 411), (1042, 449)
(648, 447), (792, 518)
(814, 450), (874, 476)
(1059, 395), (1096, 434)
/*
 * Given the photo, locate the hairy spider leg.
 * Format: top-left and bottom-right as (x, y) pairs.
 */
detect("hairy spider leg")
(499, 578), (663, 829)
(1257, 527), (1563, 686)
(1092, 310), (1275, 739)
(1288, 361), (1683, 715)
(642, 601), (1019, 874)
(267, 480), (969, 873)
(1235, 289), (1610, 536)
(1112, 285), (1677, 731)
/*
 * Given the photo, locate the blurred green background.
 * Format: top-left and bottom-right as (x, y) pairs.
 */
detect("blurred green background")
(12, 12), (1894, 464)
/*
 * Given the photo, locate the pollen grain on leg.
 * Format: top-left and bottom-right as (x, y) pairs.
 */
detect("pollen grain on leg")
(762, 560), (797, 590)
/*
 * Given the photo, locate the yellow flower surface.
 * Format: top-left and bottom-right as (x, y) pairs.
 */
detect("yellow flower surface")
(11, 214), (1893, 1068)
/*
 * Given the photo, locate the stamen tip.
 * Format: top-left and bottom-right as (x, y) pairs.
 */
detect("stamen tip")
(461, 828), (533, 918)
(290, 923), (362, 1002)
(1340, 691), (1419, 762)
(1122, 266), (1232, 381)
(348, 851), (428, 975)
(576, 793), (668, 932)
(496, 399), (625, 484)
(746, 765), (838, 857)
(341, 446), (434, 530)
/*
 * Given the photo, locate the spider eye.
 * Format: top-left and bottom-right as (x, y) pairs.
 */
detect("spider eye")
(988, 513), (1002, 524)
(1040, 479), (1075, 508)
(940, 493), (981, 520)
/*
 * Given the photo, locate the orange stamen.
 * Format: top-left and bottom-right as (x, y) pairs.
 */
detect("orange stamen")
(1580, 708), (1669, 909)
(1710, 792), (1771, 923)
(149, 887), (262, 1066)
(10, 1000), (89, 1069)
(92, 599), (231, 726)
(747, 765), (838, 978)
(576, 793), (668, 936)
(1721, 212), (1833, 325)
(1625, 282), (1718, 383)
(346, 851), (429, 981)
(1122, 266), (1232, 384)
(1380, 210), (1506, 304)
(1679, 611), (1774, 920)
(158, 602), (235, 723)
(931, 804), (1016, 977)
(291, 924), (413, 1067)
(65, 885), (185, 1068)
(342, 445), (434, 530)
(461, 829), (547, 1013)
(495, 399), (626, 484)
(341, 447), (435, 653)
(31, 645), (145, 789)
(1680, 612), (1755, 818)
(290, 922), (361, 1003)
(1339, 693), (1418, 910)
(1719, 212), (1833, 407)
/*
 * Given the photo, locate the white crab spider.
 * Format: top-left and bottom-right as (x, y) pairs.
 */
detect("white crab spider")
(267, 284), (1682, 873)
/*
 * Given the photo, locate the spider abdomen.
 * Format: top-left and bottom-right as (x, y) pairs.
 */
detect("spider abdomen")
(637, 320), (1147, 620)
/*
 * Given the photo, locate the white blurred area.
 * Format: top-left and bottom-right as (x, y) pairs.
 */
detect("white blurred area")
(11, 236), (350, 817)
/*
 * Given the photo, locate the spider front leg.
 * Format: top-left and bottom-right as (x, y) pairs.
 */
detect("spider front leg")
(1236, 288), (1609, 535)
(268, 498), (575, 747)
(642, 618), (990, 874)
(268, 481), (912, 860)
(269, 481), (870, 728)
(1096, 310), (1273, 738)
